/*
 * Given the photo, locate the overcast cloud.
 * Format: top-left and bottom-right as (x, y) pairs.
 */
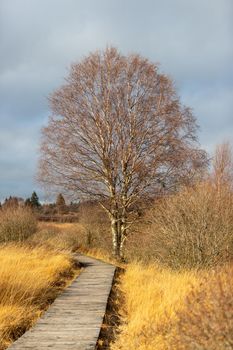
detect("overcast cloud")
(0, 0), (232, 201)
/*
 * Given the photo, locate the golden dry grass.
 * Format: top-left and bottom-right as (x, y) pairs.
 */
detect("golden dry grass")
(111, 263), (233, 350)
(38, 222), (83, 231)
(29, 222), (85, 252)
(111, 263), (199, 350)
(166, 264), (233, 350)
(0, 244), (80, 350)
(34, 223), (120, 266)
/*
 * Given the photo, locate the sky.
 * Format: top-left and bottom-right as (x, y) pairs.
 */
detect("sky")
(0, 0), (232, 202)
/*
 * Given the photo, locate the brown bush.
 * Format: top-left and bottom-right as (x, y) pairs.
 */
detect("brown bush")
(78, 202), (112, 251)
(147, 181), (233, 268)
(0, 207), (37, 243)
(123, 223), (154, 264)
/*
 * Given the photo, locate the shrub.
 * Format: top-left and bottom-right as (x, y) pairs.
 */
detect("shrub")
(0, 207), (37, 243)
(123, 226), (155, 264)
(78, 202), (111, 251)
(147, 181), (233, 268)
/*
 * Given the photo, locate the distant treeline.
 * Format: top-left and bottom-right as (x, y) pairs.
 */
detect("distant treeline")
(0, 192), (100, 223)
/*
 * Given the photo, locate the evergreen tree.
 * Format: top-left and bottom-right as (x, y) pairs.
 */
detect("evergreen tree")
(30, 191), (40, 208)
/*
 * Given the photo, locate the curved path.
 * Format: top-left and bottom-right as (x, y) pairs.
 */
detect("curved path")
(9, 255), (116, 350)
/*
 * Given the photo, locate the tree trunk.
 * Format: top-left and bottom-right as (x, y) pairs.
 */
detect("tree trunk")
(111, 217), (119, 257)
(118, 222), (126, 258)
(111, 213), (127, 259)
(119, 234), (125, 258)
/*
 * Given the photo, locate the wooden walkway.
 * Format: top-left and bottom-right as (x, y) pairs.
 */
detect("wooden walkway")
(9, 255), (116, 350)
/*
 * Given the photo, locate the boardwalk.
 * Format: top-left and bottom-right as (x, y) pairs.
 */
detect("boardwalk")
(9, 255), (116, 350)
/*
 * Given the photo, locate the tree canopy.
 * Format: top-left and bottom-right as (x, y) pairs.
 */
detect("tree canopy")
(38, 47), (207, 257)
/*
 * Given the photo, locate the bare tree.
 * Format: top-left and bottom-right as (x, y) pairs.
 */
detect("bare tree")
(213, 142), (233, 191)
(38, 47), (207, 258)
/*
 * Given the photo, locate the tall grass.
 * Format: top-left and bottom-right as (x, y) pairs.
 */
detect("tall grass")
(111, 263), (199, 350)
(30, 221), (115, 262)
(0, 207), (37, 243)
(111, 263), (233, 350)
(28, 222), (84, 251)
(166, 264), (233, 349)
(0, 245), (79, 350)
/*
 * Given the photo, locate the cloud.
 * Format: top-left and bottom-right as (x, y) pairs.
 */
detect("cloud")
(0, 0), (232, 199)
(181, 84), (233, 152)
(0, 120), (43, 200)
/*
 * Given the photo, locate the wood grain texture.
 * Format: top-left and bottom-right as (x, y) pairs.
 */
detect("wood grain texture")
(8, 255), (116, 350)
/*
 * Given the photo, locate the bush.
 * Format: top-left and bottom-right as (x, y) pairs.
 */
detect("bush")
(0, 207), (37, 243)
(147, 181), (233, 268)
(78, 202), (111, 251)
(123, 226), (155, 264)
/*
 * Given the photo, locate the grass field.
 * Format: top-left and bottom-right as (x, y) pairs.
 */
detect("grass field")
(110, 263), (233, 350)
(0, 244), (80, 350)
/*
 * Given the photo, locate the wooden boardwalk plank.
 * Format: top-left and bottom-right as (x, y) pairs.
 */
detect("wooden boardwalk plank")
(8, 255), (115, 350)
